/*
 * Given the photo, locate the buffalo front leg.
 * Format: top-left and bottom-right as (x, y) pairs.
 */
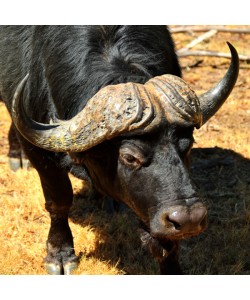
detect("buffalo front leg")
(45, 215), (79, 275)
(41, 168), (79, 275)
(19, 139), (79, 274)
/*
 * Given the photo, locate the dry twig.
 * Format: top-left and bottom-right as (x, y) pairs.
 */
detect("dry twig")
(172, 25), (250, 61)
(177, 49), (250, 61)
(170, 26), (250, 34)
(177, 30), (218, 53)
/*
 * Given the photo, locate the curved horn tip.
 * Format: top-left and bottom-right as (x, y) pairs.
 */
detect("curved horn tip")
(23, 73), (30, 80)
(226, 41), (239, 68)
(198, 41), (239, 126)
(13, 74), (29, 102)
(226, 41), (237, 54)
(12, 74), (29, 114)
(17, 73), (30, 90)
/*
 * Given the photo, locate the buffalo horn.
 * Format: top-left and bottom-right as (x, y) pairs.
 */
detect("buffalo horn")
(198, 42), (239, 125)
(145, 74), (202, 128)
(11, 42), (239, 153)
(11, 75), (155, 152)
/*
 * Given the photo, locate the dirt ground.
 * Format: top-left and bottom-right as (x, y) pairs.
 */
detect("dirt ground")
(0, 26), (249, 275)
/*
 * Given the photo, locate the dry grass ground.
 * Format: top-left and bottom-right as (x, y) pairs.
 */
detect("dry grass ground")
(0, 26), (249, 275)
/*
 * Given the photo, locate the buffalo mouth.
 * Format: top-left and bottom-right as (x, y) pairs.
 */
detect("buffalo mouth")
(151, 224), (207, 241)
(150, 225), (208, 241)
(149, 201), (208, 241)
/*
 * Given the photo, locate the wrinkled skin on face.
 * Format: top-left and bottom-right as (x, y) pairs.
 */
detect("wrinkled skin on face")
(71, 122), (206, 239)
(70, 122), (207, 274)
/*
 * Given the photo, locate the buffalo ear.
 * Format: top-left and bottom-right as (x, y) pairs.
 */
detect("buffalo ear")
(198, 42), (239, 126)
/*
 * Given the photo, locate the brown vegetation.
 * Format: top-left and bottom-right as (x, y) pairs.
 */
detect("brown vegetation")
(0, 26), (249, 274)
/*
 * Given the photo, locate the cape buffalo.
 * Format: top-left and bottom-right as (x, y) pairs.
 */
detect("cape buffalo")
(0, 26), (239, 274)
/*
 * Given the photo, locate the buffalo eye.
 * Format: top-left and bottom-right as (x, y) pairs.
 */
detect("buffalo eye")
(119, 152), (141, 169)
(123, 153), (136, 164)
(119, 146), (145, 169)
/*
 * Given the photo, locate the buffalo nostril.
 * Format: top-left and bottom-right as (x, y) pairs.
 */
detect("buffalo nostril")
(166, 215), (182, 230)
(165, 206), (207, 232)
(166, 210), (190, 231)
(150, 204), (207, 239)
(192, 207), (207, 227)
